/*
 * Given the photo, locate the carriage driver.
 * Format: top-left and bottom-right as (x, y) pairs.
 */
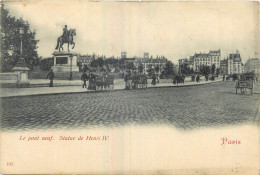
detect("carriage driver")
(63, 25), (69, 42)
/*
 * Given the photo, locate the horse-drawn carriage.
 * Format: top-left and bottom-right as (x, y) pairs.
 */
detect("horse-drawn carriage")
(235, 79), (253, 95)
(125, 74), (147, 90)
(88, 74), (114, 91)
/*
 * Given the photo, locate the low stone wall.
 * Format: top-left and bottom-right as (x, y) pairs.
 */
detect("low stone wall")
(0, 72), (30, 88)
(1, 72), (19, 88)
(29, 71), (124, 80)
(0, 72), (19, 84)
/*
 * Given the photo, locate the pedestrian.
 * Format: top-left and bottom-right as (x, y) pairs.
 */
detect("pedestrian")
(157, 74), (160, 83)
(47, 69), (54, 87)
(196, 74), (200, 82)
(192, 74), (196, 82)
(81, 70), (89, 88)
(182, 75), (185, 84)
(151, 74), (156, 85)
(88, 71), (96, 90)
(223, 75), (225, 82)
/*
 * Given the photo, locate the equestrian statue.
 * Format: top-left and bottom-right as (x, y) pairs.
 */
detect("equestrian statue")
(55, 25), (76, 52)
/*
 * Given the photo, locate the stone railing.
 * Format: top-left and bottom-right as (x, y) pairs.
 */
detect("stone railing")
(0, 72), (19, 84)
(0, 72), (30, 88)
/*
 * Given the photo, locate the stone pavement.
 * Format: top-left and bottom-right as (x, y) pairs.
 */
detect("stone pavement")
(0, 78), (222, 98)
(1, 82), (259, 131)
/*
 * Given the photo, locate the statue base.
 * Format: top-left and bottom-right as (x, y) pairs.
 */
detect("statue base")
(52, 51), (79, 72)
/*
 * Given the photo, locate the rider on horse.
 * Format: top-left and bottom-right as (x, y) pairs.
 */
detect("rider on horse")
(62, 25), (69, 43)
(56, 25), (76, 51)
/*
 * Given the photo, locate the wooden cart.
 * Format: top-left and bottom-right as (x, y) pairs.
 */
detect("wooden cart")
(235, 80), (253, 95)
(88, 74), (114, 91)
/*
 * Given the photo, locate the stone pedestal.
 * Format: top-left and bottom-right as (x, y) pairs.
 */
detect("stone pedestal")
(52, 51), (79, 72)
(11, 58), (30, 87)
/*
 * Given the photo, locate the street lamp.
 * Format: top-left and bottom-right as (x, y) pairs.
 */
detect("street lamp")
(69, 55), (73, 80)
(19, 26), (24, 56)
(19, 19), (27, 56)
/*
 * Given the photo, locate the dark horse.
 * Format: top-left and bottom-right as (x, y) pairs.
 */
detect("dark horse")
(55, 29), (76, 51)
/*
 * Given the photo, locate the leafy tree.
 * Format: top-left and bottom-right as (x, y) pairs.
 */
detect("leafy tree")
(211, 64), (216, 75)
(39, 58), (54, 71)
(180, 63), (193, 75)
(138, 63), (144, 73)
(199, 65), (210, 76)
(90, 57), (104, 68)
(126, 62), (136, 71)
(118, 58), (126, 71)
(83, 65), (89, 72)
(161, 61), (174, 78)
(154, 65), (160, 74)
(216, 68), (220, 77)
(1, 4), (39, 72)
(147, 64), (154, 76)
(104, 58), (119, 72)
(77, 61), (82, 71)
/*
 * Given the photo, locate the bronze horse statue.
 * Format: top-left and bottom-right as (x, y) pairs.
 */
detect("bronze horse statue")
(55, 29), (76, 51)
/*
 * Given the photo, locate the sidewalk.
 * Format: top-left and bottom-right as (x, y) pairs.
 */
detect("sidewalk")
(1, 78), (221, 98)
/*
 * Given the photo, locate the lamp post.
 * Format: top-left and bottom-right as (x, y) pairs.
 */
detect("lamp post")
(69, 55), (73, 80)
(19, 26), (24, 56)
(19, 19), (27, 57)
(12, 19), (30, 87)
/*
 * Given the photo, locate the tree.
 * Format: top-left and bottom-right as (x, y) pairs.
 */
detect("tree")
(216, 68), (220, 77)
(154, 65), (160, 74)
(126, 62), (136, 71)
(147, 64), (154, 76)
(199, 65), (210, 76)
(161, 61), (174, 78)
(1, 4), (39, 72)
(83, 65), (89, 72)
(118, 58), (126, 71)
(180, 63), (192, 75)
(138, 63), (144, 73)
(77, 61), (83, 71)
(211, 64), (216, 75)
(104, 58), (119, 72)
(39, 58), (54, 71)
(90, 58), (104, 68)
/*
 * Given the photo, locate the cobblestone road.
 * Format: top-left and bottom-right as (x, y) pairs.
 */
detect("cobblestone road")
(1, 82), (259, 131)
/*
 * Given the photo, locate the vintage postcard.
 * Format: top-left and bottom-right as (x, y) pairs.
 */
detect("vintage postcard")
(0, 0), (259, 174)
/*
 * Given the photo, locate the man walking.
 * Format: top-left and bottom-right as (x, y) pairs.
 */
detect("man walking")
(47, 69), (54, 87)
(81, 70), (88, 88)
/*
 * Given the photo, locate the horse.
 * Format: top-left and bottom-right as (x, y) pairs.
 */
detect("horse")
(55, 29), (76, 52)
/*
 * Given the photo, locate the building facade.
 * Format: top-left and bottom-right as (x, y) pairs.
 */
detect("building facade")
(121, 51), (127, 59)
(192, 50), (221, 72)
(220, 51), (244, 75)
(124, 53), (168, 74)
(178, 50), (221, 73)
(244, 58), (260, 75)
(77, 54), (95, 66)
(227, 51), (244, 75)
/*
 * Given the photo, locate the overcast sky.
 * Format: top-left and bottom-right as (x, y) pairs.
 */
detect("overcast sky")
(4, 1), (259, 64)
